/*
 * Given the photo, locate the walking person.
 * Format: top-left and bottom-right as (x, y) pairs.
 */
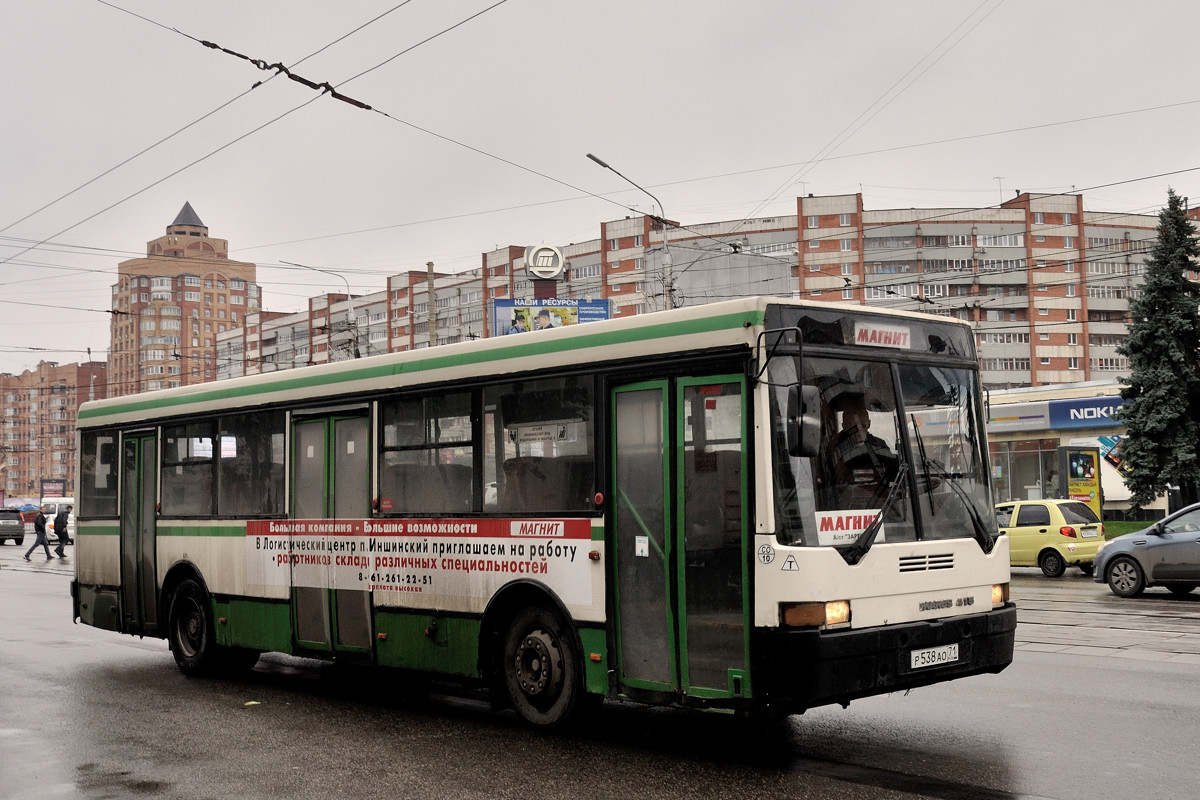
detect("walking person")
(53, 504), (72, 558)
(23, 505), (53, 561)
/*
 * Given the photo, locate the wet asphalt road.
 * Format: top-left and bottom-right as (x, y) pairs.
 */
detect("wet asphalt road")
(2, 548), (1198, 800)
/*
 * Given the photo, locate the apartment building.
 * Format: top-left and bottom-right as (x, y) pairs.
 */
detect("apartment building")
(108, 202), (261, 397)
(209, 190), (1193, 390)
(7, 190), (1184, 501)
(0, 360), (106, 499)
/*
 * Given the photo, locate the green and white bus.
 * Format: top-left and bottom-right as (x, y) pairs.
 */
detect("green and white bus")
(72, 297), (1015, 727)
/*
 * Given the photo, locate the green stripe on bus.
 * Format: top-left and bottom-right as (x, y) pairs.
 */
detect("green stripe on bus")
(156, 525), (247, 537)
(78, 309), (762, 421)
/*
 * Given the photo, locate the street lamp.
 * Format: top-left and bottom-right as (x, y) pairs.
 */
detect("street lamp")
(281, 261), (360, 359)
(586, 153), (676, 309)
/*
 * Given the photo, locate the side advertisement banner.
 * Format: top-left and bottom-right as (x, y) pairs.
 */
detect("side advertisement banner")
(245, 518), (592, 604)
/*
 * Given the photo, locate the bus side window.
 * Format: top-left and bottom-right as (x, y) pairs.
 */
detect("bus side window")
(486, 377), (596, 515)
(378, 392), (474, 515)
(500, 456), (593, 512)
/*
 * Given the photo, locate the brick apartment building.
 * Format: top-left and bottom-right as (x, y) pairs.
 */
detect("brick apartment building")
(0, 360), (106, 500)
(216, 191), (1198, 391)
(108, 202), (262, 397)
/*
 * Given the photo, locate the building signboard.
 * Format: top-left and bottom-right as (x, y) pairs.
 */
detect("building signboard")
(492, 299), (610, 337)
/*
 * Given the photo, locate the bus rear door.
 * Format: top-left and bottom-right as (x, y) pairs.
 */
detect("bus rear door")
(611, 376), (750, 702)
(121, 433), (158, 636)
(291, 412), (373, 655)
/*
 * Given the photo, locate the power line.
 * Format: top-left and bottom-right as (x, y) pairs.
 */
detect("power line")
(738, 0), (1007, 227)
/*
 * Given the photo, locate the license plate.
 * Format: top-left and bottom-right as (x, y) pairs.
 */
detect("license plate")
(910, 643), (959, 669)
(1081, 530), (1098, 538)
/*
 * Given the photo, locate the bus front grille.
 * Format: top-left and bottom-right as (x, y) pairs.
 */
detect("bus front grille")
(898, 553), (955, 572)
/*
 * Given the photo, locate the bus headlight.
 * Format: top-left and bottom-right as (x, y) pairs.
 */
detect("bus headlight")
(991, 583), (1009, 607)
(781, 600), (850, 628)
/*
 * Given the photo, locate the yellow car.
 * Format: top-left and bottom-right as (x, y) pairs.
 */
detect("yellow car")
(995, 499), (1106, 577)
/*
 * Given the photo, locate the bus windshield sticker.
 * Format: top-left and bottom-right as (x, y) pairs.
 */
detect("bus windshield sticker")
(815, 509), (885, 547)
(854, 322), (912, 349)
(509, 423), (571, 444)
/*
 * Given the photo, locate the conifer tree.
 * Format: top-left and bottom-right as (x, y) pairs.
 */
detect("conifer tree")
(1116, 188), (1200, 510)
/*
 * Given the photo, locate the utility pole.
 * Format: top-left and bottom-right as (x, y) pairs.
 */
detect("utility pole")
(427, 262), (437, 348)
(282, 261), (358, 358)
(586, 153), (675, 309)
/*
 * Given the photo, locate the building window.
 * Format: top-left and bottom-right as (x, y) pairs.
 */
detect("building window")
(840, 239), (853, 252)
(1069, 357), (1080, 370)
(1067, 309), (1077, 321)
(841, 263), (853, 275)
(1039, 332), (1050, 341)
(1040, 357), (1051, 365)
(842, 287), (854, 300)
(840, 213), (852, 226)
(608, 239), (618, 249)
(809, 239), (820, 249)
(1068, 333), (1078, 345)
(1038, 308), (1049, 316)
(1063, 212), (1072, 224)
(1066, 285), (1076, 297)
(1064, 236), (1074, 248)
(1065, 260), (1075, 273)
(633, 235), (642, 247)
(807, 215), (819, 228)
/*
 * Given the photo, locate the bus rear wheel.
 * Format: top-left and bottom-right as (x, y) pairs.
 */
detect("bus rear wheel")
(502, 605), (582, 728)
(168, 579), (218, 675)
(167, 578), (259, 675)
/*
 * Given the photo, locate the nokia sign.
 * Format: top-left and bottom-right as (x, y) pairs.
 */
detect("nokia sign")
(1048, 396), (1124, 430)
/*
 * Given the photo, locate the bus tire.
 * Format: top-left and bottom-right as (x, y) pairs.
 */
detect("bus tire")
(167, 578), (221, 676)
(502, 605), (582, 728)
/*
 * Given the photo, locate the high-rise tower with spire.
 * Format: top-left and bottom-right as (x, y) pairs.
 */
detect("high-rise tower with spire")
(108, 203), (261, 397)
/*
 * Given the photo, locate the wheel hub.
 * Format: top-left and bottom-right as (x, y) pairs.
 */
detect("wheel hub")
(514, 629), (560, 697)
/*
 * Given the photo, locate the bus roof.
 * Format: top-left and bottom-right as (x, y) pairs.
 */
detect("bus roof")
(78, 297), (971, 428)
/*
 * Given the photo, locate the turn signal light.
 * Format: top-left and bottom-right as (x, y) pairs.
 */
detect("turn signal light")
(781, 600), (850, 628)
(991, 583), (1009, 607)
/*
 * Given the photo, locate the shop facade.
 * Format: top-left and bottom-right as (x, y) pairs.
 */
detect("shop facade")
(985, 382), (1165, 521)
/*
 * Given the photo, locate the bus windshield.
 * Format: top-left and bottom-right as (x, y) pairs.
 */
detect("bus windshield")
(770, 355), (996, 551)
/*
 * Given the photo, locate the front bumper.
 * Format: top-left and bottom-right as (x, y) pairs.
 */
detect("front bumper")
(755, 604), (1017, 715)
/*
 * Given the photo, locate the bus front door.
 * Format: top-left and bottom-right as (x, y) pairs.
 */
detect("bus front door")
(120, 434), (158, 636)
(291, 413), (373, 655)
(612, 376), (749, 701)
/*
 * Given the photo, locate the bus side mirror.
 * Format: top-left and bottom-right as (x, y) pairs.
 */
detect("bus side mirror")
(787, 385), (821, 458)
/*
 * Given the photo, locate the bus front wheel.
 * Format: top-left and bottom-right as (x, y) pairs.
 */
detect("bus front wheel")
(502, 605), (582, 728)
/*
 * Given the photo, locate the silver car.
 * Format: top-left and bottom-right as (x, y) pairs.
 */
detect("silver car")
(1094, 502), (1200, 597)
(0, 507), (25, 546)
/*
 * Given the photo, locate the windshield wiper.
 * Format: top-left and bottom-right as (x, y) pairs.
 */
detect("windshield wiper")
(911, 414), (935, 513)
(916, 452), (998, 554)
(842, 459), (909, 565)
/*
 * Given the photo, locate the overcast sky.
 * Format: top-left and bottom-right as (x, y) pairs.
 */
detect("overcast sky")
(2, 0), (1197, 375)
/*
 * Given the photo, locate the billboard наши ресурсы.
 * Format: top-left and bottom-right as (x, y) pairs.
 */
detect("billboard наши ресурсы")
(493, 299), (610, 337)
